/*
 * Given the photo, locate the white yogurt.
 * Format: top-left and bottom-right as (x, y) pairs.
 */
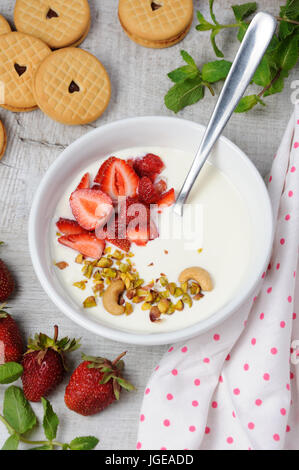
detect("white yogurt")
(51, 147), (252, 334)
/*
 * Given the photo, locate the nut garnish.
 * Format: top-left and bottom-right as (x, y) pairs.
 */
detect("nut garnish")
(55, 261), (69, 270)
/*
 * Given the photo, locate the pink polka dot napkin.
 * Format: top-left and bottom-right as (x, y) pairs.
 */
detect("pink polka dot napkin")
(137, 106), (299, 450)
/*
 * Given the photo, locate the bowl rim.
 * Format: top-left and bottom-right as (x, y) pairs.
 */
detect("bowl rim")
(28, 116), (274, 346)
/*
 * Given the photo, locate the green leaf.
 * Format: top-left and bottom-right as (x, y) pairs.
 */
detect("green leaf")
(41, 398), (59, 442)
(263, 74), (285, 97)
(275, 35), (299, 72)
(180, 50), (196, 67)
(168, 66), (199, 83)
(3, 386), (37, 435)
(210, 29), (224, 57)
(0, 362), (23, 385)
(209, 0), (219, 25)
(165, 76), (205, 113)
(1, 434), (19, 450)
(252, 56), (272, 87)
(69, 436), (99, 451)
(234, 95), (265, 113)
(202, 60), (232, 83)
(196, 11), (214, 31)
(237, 21), (249, 41)
(117, 377), (135, 391)
(283, 0), (299, 20)
(232, 2), (257, 21)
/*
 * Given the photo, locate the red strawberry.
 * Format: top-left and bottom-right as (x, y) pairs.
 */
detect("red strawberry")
(64, 352), (134, 416)
(70, 188), (113, 231)
(0, 259), (14, 303)
(133, 154), (165, 181)
(102, 217), (131, 252)
(94, 157), (139, 201)
(154, 178), (167, 196)
(22, 325), (80, 402)
(58, 233), (105, 259)
(127, 219), (159, 246)
(138, 176), (160, 205)
(76, 172), (90, 190)
(56, 218), (87, 236)
(0, 306), (23, 364)
(157, 188), (176, 208)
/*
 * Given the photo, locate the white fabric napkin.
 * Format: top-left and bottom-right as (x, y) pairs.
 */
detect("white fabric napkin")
(137, 105), (299, 450)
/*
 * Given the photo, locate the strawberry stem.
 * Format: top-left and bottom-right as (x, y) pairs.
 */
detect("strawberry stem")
(112, 351), (127, 366)
(53, 325), (59, 343)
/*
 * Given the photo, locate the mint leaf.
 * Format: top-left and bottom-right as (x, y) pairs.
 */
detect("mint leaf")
(0, 362), (23, 384)
(1, 434), (19, 450)
(3, 386), (36, 434)
(69, 436), (99, 451)
(210, 29), (224, 57)
(232, 2), (257, 21)
(41, 398), (59, 442)
(168, 67), (199, 83)
(252, 56), (272, 87)
(283, 0), (299, 20)
(275, 35), (299, 72)
(263, 74), (285, 97)
(30, 445), (53, 450)
(234, 95), (265, 113)
(237, 21), (249, 41)
(202, 60), (232, 82)
(196, 11), (214, 31)
(165, 76), (204, 113)
(180, 50), (197, 67)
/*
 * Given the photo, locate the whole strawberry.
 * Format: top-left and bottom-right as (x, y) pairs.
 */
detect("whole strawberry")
(22, 325), (80, 402)
(0, 305), (23, 364)
(65, 352), (134, 416)
(0, 256), (14, 302)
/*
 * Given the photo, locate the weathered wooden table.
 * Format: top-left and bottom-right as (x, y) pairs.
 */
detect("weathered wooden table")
(0, 0), (296, 449)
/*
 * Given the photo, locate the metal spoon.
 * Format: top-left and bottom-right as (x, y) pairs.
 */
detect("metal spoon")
(173, 12), (277, 216)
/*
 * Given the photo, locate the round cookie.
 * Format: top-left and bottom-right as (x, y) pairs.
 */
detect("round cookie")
(0, 120), (7, 160)
(14, 0), (90, 49)
(0, 32), (51, 110)
(118, 0), (193, 48)
(69, 17), (91, 48)
(33, 47), (111, 125)
(0, 15), (11, 35)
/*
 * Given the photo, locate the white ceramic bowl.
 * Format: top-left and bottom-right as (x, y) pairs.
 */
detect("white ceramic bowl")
(28, 116), (273, 345)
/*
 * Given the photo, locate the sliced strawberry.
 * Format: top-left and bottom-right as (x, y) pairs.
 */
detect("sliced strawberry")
(107, 238), (131, 252)
(56, 218), (87, 236)
(157, 188), (175, 208)
(101, 216), (131, 252)
(70, 189), (113, 231)
(133, 154), (165, 181)
(154, 179), (167, 196)
(76, 172), (90, 190)
(94, 157), (139, 201)
(58, 233), (105, 259)
(119, 197), (150, 227)
(138, 176), (160, 205)
(127, 219), (159, 246)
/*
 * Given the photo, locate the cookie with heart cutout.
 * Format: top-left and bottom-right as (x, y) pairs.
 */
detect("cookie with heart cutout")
(0, 119), (7, 159)
(14, 0), (90, 49)
(118, 0), (193, 48)
(0, 32), (51, 111)
(0, 15), (11, 35)
(33, 47), (111, 125)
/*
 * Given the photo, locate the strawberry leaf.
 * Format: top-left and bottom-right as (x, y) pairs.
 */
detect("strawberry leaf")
(0, 362), (23, 385)
(69, 436), (99, 451)
(41, 397), (59, 441)
(3, 386), (37, 434)
(117, 377), (135, 392)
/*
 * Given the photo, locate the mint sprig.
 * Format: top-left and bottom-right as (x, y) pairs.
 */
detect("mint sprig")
(0, 386), (99, 451)
(165, 0), (299, 114)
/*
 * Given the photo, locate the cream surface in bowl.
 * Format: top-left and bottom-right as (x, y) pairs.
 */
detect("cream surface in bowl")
(28, 117), (273, 345)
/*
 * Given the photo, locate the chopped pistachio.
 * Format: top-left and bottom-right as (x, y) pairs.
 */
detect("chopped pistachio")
(158, 298), (170, 314)
(56, 232), (61, 237)
(75, 254), (84, 264)
(182, 293), (193, 308)
(111, 250), (124, 260)
(194, 293), (204, 301)
(97, 257), (113, 268)
(190, 282), (200, 296)
(104, 246), (112, 254)
(127, 252), (134, 257)
(137, 288), (148, 297)
(132, 296), (146, 304)
(166, 303), (176, 315)
(174, 299), (184, 311)
(73, 280), (87, 290)
(82, 264), (94, 279)
(119, 263), (130, 273)
(159, 276), (168, 287)
(181, 281), (188, 293)
(134, 279), (144, 288)
(92, 283), (104, 295)
(83, 296), (97, 308)
(125, 302), (133, 316)
(161, 290), (170, 298)
(168, 282), (177, 296)
(150, 306), (161, 323)
(174, 287), (183, 298)
(141, 302), (152, 311)
(102, 268), (117, 278)
(126, 289), (136, 300)
(55, 261), (69, 270)
(124, 277), (132, 290)
(197, 248), (203, 254)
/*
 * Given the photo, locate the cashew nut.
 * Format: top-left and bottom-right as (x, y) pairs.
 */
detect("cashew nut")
(102, 279), (125, 315)
(178, 267), (213, 292)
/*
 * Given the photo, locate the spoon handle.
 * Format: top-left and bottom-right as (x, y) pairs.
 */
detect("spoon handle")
(173, 12), (277, 216)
